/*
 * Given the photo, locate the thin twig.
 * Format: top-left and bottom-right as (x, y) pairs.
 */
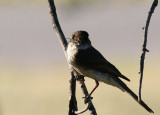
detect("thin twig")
(48, 0), (67, 51)
(72, 71), (97, 115)
(47, 0), (97, 114)
(139, 0), (158, 102)
(69, 70), (78, 115)
(78, 78), (97, 115)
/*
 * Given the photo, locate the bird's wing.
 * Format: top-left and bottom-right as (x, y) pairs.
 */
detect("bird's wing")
(74, 46), (130, 81)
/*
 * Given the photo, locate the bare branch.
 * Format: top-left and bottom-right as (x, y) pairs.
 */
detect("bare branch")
(47, 0), (97, 114)
(139, 0), (158, 102)
(48, 0), (67, 51)
(72, 71), (97, 115)
(69, 71), (78, 115)
(77, 78), (97, 115)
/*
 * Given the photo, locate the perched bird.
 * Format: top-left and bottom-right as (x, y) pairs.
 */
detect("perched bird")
(66, 30), (153, 113)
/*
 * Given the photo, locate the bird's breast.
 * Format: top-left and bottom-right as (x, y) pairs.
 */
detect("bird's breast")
(66, 43), (77, 64)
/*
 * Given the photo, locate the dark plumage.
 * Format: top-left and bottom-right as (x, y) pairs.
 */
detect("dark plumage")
(67, 30), (153, 113)
(74, 46), (130, 81)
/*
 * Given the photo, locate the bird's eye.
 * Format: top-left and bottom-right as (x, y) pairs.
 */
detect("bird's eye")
(74, 39), (78, 43)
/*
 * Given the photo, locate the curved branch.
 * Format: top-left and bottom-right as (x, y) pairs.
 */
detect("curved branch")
(139, 0), (158, 102)
(47, 0), (97, 115)
(48, 0), (67, 51)
(74, 103), (89, 114)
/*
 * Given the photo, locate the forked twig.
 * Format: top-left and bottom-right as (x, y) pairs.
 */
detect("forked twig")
(72, 71), (97, 115)
(139, 0), (158, 102)
(47, 0), (97, 114)
(77, 78), (97, 115)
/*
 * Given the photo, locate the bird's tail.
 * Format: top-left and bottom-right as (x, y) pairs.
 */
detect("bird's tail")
(120, 81), (154, 113)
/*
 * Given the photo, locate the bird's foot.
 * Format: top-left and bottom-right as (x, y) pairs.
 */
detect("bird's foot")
(83, 95), (93, 104)
(75, 75), (85, 81)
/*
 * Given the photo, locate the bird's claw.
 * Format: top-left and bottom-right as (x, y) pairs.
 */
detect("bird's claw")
(82, 96), (93, 103)
(75, 75), (85, 81)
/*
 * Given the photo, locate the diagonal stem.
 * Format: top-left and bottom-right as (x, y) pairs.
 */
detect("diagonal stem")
(48, 0), (67, 51)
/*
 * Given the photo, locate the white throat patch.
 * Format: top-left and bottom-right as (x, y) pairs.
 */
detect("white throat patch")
(66, 43), (91, 62)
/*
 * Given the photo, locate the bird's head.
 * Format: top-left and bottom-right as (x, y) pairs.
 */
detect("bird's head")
(69, 31), (91, 46)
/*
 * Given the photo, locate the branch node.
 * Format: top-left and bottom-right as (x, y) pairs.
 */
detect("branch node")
(143, 48), (149, 52)
(83, 96), (93, 104)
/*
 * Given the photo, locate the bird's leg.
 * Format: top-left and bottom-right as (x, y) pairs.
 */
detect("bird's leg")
(88, 80), (99, 97)
(84, 80), (99, 103)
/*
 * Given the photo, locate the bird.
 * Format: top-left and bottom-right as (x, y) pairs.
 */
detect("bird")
(66, 30), (153, 113)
